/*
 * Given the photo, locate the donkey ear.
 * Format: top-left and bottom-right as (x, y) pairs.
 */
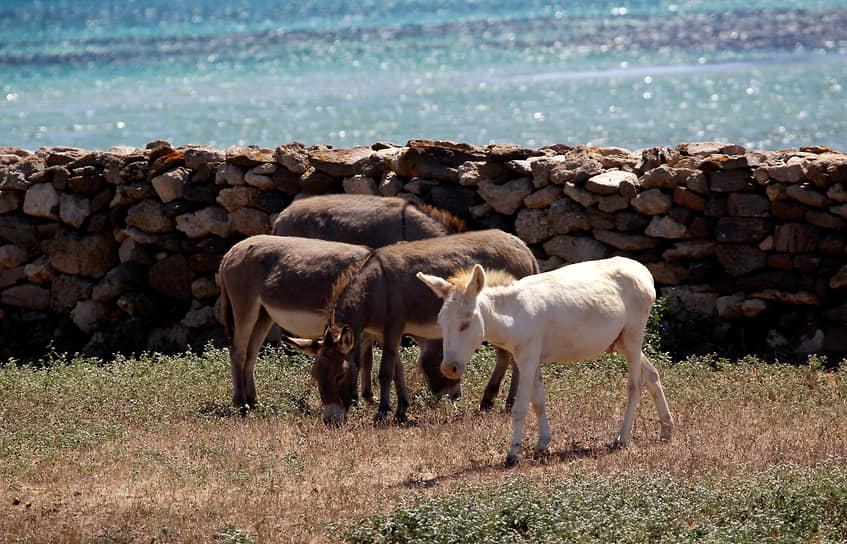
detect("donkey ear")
(281, 336), (322, 356)
(467, 264), (486, 298)
(417, 271), (452, 299)
(338, 325), (355, 354)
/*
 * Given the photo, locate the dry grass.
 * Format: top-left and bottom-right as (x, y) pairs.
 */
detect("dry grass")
(1, 346), (845, 543)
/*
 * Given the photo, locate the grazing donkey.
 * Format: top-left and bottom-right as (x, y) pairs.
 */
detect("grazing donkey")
(417, 256), (674, 465)
(219, 235), (371, 409)
(271, 194), (477, 403)
(287, 229), (539, 424)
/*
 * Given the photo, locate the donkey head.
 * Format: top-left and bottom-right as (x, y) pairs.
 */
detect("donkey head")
(416, 264), (487, 380)
(286, 324), (358, 424)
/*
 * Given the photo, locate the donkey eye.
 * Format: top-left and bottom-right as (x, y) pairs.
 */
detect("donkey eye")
(459, 321), (470, 332)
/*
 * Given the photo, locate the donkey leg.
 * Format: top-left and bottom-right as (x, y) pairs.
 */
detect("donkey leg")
(480, 347), (509, 411)
(229, 304), (260, 408)
(506, 352), (540, 465)
(375, 330), (404, 423)
(530, 366), (551, 453)
(359, 334), (375, 403)
(616, 335), (645, 445)
(640, 353), (673, 440)
(242, 310), (274, 408)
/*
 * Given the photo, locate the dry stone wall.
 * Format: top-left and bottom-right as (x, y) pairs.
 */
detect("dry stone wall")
(1, 139), (846, 361)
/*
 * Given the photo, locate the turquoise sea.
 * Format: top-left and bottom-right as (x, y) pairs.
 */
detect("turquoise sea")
(2, 1), (846, 151)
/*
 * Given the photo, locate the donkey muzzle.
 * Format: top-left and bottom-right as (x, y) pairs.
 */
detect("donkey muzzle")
(322, 403), (346, 425)
(440, 361), (464, 379)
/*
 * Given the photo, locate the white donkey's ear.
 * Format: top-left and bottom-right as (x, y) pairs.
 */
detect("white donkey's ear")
(417, 271), (452, 299)
(467, 264), (486, 298)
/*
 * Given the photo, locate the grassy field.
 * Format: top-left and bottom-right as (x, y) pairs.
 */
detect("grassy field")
(1, 344), (845, 543)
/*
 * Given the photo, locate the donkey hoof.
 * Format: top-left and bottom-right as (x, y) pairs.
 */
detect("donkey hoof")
(504, 453), (520, 467)
(479, 398), (494, 411)
(660, 423), (673, 441)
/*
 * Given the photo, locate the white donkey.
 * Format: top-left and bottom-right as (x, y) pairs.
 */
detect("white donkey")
(417, 256), (673, 465)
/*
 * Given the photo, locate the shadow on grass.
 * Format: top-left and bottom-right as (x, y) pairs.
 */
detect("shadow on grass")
(397, 441), (616, 489)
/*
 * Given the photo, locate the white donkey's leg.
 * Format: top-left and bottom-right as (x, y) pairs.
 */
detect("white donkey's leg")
(531, 365), (551, 453)
(616, 334), (644, 445)
(506, 349), (540, 465)
(640, 353), (673, 440)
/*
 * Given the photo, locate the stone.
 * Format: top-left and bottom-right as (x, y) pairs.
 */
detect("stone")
(300, 168), (339, 194)
(679, 142), (746, 156)
(216, 186), (260, 212)
(615, 212), (650, 232)
(796, 330), (825, 355)
(92, 263), (142, 302)
(710, 170), (753, 192)
(379, 171), (403, 196)
(175, 206), (232, 238)
(0, 190), (22, 214)
(24, 255), (54, 283)
(646, 262), (689, 285)
(244, 168), (276, 190)
(215, 163), (245, 186)
(585, 170), (637, 195)
(148, 254), (192, 300)
(59, 192), (91, 228)
(672, 187), (706, 211)
(662, 240), (716, 260)
(659, 286), (718, 316)
(22, 183), (60, 219)
(645, 216), (690, 239)
(523, 185), (561, 208)
(562, 182), (598, 207)
(310, 146), (379, 177)
(785, 183), (828, 208)
(70, 300), (109, 334)
(181, 305), (217, 328)
(43, 230), (117, 278)
(542, 235), (611, 262)
(716, 294), (745, 319)
(585, 208), (616, 230)
(1, 284), (49, 310)
(715, 217), (772, 243)
(751, 289), (822, 305)
(826, 183), (847, 202)
(630, 188), (672, 215)
(829, 265), (847, 289)
(191, 276), (219, 300)
(183, 146), (225, 169)
(807, 210), (845, 230)
(727, 192), (770, 217)
(761, 163), (804, 183)
(342, 175), (378, 195)
(549, 157), (603, 184)
(110, 182), (157, 207)
(597, 194), (629, 213)
(126, 199), (174, 233)
(404, 177), (438, 195)
(274, 142), (310, 174)
(594, 230), (658, 251)
(638, 165), (678, 190)
(478, 177), (533, 215)
(715, 244), (767, 276)
(469, 202), (493, 219)
(0, 244), (27, 269)
(152, 166), (190, 203)
(515, 208), (552, 244)
(229, 207), (270, 236)
(770, 200), (808, 221)
(741, 298), (767, 317)
(226, 145), (274, 167)
(774, 223), (819, 253)
(0, 265), (24, 289)
(832, 204), (847, 220)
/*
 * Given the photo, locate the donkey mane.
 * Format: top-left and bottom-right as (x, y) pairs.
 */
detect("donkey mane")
(324, 249), (380, 323)
(449, 267), (516, 294)
(414, 202), (467, 233)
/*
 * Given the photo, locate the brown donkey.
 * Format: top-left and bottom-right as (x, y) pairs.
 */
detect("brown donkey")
(219, 235), (371, 410)
(287, 229), (539, 424)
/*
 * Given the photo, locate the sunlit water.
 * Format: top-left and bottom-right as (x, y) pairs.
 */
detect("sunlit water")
(2, 0), (846, 151)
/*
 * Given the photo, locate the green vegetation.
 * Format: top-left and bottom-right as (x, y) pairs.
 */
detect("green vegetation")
(338, 465), (847, 543)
